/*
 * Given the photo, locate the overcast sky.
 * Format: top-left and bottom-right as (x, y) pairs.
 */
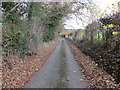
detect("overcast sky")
(64, 0), (120, 29)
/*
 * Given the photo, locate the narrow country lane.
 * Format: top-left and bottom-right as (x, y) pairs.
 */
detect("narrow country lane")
(24, 38), (87, 88)
(3, 2), (120, 88)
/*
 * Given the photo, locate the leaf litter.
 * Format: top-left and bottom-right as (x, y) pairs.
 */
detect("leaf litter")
(68, 42), (119, 88)
(2, 41), (58, 88)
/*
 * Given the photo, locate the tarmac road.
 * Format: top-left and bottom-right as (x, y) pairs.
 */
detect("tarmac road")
(24, 38), (87, 88)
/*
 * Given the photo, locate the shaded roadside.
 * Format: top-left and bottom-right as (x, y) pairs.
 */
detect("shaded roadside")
(68, 41), (119, 88)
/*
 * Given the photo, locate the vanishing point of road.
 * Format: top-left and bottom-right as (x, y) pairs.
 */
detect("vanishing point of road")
(24, 38), (88, 88)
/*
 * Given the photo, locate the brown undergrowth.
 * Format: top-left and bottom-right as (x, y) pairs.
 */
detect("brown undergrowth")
(2, 40), (58, 88)
(68, 41), (119, 88)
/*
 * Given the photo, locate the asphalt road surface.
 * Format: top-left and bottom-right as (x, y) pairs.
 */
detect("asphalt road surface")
(24, 38), (87, 88)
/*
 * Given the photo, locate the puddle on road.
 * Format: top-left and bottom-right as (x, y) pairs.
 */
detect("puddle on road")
(54, 41), (68, 88)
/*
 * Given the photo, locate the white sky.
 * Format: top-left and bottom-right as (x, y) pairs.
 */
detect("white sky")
(64, 0), (120, 29)
(94, 0), (120, 13)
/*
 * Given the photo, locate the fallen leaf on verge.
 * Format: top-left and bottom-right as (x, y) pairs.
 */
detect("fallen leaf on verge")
(73, 71), (77, 73)
(66, 76), (70, 81)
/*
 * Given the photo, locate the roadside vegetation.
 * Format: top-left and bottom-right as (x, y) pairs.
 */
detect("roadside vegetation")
(2, 2), (70, 58)
(71, 12), (120, 83)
